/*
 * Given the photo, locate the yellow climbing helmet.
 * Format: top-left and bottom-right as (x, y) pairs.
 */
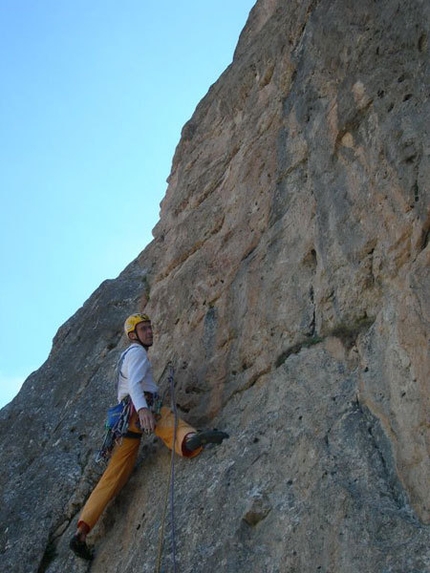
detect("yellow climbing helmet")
(124, 313), (151, 335)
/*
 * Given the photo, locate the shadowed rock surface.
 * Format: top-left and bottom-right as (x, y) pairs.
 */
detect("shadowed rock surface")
(1, 1), (429, 572)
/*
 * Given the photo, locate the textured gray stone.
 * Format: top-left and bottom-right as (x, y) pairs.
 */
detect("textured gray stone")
(1, 0), (429, 571)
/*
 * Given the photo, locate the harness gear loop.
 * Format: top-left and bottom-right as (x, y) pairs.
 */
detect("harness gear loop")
(95, 395), (134, 463)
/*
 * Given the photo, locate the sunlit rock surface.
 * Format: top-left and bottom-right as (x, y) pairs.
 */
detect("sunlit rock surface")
(1, 0), (429, 571)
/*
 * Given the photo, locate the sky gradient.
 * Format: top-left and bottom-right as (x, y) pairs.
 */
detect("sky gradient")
(0, 1), (256, 407)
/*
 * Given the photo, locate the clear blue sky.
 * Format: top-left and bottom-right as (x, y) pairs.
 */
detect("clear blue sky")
(0, 1), (255, 408)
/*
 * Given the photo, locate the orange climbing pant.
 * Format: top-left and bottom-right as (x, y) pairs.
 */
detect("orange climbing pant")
(78, 406), (201, 531)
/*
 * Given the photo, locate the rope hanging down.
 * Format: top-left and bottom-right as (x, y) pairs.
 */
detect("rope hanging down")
(155, 362), (178, 573)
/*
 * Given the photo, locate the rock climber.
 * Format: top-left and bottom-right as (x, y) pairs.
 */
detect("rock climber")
(70, 312), (229, 560)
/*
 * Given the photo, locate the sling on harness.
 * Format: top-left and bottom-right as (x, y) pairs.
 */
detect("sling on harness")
(95, 395), (134, 463)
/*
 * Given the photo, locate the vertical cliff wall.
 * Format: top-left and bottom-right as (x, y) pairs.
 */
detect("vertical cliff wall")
(1, 1), (429, 572)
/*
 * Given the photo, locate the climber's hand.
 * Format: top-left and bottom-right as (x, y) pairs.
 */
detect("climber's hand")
(138, 408), (155, 434)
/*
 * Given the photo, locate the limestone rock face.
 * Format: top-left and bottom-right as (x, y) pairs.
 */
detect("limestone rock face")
(1, 0), (429, 572)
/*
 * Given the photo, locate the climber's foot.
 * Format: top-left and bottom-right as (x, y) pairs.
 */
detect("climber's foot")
(185, 429), (229, 452)
(69, 534), (94, 561)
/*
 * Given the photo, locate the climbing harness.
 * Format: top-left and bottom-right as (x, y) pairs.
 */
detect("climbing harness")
(155, 362), (178, 573)
(95, 395), (134, 463)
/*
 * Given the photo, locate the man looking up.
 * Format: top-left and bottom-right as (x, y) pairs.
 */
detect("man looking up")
(70, 312), (229, 560)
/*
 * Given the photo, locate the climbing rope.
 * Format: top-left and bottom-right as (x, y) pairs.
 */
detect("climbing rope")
(155, 363), (178, 573)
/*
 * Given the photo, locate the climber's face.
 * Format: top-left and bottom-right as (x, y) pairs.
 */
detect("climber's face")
(130, 321), (153, 348)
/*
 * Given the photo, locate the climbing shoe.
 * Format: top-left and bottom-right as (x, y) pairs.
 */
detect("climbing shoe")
(69, 534), (94, 561)
(185, 429), (229, 452)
